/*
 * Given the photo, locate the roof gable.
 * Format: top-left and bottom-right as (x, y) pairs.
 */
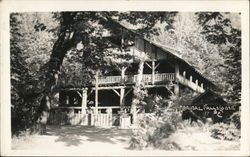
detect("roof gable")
(192, 89), (226, 104)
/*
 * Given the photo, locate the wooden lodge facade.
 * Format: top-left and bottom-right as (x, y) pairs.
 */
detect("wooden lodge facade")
(48, 24), (216, 128)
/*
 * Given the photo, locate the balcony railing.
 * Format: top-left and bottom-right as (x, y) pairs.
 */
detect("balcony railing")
(97, 73), (175, 85)
(177, 75), (205, 93)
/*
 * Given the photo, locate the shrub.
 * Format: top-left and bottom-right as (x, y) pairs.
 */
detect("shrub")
(209, 122), (240, 141)
(209, 109), (241, 141)
(129, 111), (182, 150)
(229, 111), (241, 129)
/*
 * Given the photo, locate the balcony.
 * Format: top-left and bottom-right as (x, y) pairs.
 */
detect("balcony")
(97, 73), (176, 85)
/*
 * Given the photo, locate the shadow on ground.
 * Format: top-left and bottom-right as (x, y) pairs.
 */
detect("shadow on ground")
(46, 125), (132, 147)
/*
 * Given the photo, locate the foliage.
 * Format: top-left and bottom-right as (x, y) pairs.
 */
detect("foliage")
(131, 86), (149, 113)
(129, 96), (182, 150)
(153, 12), (241, 105)
(209, 107), (241, 141)
(10, 13), (59, 135)
(152, 13), (225, 83)
(209, 122), (240, 141)
(129, 111), (182, 150)
(130, 93), (241, 150)
(228, 110), (241, 129)
(196, 12), (241, 104)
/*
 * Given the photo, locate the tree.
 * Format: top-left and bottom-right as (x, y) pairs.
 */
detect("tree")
(31, 11), (177, 133)
(152, 13), (225, 85)
(10, 12), (59, 134)
(151, 12), (241, 106)
(196, 12), (241, 104)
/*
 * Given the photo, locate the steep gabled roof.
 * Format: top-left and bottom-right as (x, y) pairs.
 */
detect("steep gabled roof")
(151, 41), (216, 88)
(104, 19), (217, 89)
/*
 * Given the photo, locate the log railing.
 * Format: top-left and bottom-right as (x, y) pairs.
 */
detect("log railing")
(97, 73), (175, 85)
(155, 73), (175, 82)
(177, 75), (204, 93)
(53, 106), (121, 114)
(98, 76), (122, 84)
(48, 106), (121, 126)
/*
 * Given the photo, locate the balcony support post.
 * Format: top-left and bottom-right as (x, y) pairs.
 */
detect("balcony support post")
(121, 66), (127, 84)
(152, 60), (155, 84)
(174, 63), (180, 96)
(120, 87), (125, 111)
(175, 63), (180, 81)
(195, 79), (199, 92)
(95, 72), (99, 114)
(174, 84), (180, 96)
(81, 88), (88, 125)
(81, 88), (88, 114)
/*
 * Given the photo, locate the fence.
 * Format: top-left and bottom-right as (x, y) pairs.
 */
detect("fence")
(48, 107), (131, 128)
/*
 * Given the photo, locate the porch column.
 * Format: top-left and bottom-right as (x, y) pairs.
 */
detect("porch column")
(81, 88), (88, 126)
(152, 60), (155, 84)
(190, 75), (193, 82)
(81, 88), (88, 114)
(175, 63), (180, 81)
(120, 87), (125, 111)
(183, 71), (186, 78)
(121, 66), (126, 84)
(195, 79), (199, 92)
(95, 72), (99, 114)
(195, 79), (198, 85)
(174, 84), (179, 96)
(174, 63), (180, 96)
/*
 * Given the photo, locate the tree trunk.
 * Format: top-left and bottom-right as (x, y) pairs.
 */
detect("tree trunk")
(35, 12), (78, 134)
(131, 60), (144, 124)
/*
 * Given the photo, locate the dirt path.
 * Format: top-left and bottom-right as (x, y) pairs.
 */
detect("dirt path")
(12, 125), (136, 155)
(11, 125), (240, 156)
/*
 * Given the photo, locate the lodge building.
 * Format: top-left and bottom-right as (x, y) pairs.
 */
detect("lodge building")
(49, 23), (216, 127)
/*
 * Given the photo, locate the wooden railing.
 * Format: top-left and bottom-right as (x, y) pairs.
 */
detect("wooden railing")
(177, 75), (204, 93)
(97, 73), (175, 85)
(54, 106), (121, 114)
(95, 72), (204, 93)
(48, 106), (131, 128)
(98, 76), (121, 84)
(155, 73), (175, 82)
(48, 106), (120, 127)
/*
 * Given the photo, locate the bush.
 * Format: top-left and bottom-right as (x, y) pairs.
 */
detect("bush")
(11, 93), (43, 136)
(129, 111), (182, 150)
(129, 95), (185, 150)
(229, 111), (241, 129)
(209, 109), (241, 141)
(209, 122), (240, 141)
